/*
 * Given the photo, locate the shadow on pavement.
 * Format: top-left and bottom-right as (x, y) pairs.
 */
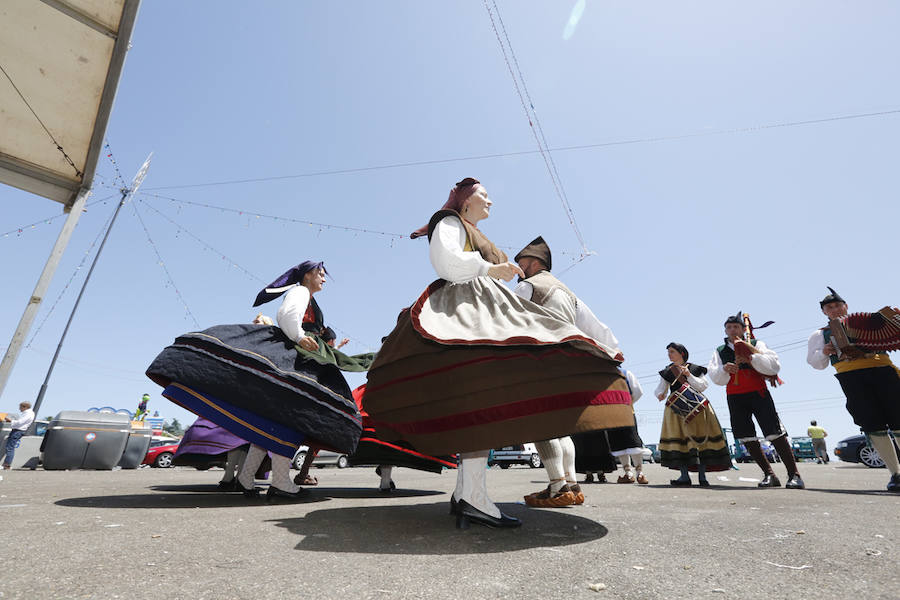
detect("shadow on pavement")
(803, 487), (898, 496)
(55, 487), (444, 509)
(268, 502), (608, 554)
(55, 492), (330, 509)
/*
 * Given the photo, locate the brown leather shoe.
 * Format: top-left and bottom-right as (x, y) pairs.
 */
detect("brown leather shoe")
(569, 483), (585, 505)
(617, 472), (635, 484)
(635, 472), (649, 485)
(524, 485), (577, 508)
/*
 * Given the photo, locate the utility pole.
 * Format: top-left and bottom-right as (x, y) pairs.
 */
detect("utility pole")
(30, 154), (152, 428)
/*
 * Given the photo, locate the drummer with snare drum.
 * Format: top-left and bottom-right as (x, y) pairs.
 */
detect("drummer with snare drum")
(708, 311), (805, 489)
(655, 342), (732, 486)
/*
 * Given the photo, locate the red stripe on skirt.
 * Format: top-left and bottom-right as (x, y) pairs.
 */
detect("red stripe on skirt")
(371, 389), (631, 435)
(365, 347), (600, 395)
(357, 436), (458, 468)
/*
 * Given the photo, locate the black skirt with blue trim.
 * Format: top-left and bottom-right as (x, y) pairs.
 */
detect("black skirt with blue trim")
(146, 324), (362, 456)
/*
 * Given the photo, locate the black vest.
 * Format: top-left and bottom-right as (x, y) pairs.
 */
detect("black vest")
(659, 363), (707, 392)
(717, 338), (757, 370)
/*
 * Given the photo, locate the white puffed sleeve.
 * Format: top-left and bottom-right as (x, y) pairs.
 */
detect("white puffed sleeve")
(708, 350), (730, 386)
(687, 372), (710, 392)
(749, 340), (780, 376)
(429, 216), (493, 283)
(276, 285), (311, 344)
(654, 378), (669, 400)
(512, 280), (534, 301)
(807, 329), (830, 370)
(575, 300), (620, 353)
(625, 370), (643, 403)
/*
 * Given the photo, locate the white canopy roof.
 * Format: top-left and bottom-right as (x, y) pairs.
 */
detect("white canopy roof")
(0, 0), (140, 206)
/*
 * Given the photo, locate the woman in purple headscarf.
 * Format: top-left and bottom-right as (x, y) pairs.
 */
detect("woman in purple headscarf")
(146, 261), (375, 501)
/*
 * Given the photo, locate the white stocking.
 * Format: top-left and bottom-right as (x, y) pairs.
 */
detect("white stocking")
(456, 450), (500, 518)
(559, 436), (577, 484)
(221, 448), (244, 482)
(379, 465), (394, 489)
(870, 432), (900, 475)
(631, 452), (644, 471)
(534, 438), (566, 492)
(237, 444), (267, 488)
(271, 454), (299, 493)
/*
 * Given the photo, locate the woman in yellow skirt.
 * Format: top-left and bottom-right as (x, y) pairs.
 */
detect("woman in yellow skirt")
(655, 343), (732, 486)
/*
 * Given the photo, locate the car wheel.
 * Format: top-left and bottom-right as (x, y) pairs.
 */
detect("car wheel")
(529, 453), (542, 469)
(336, 455), (349, 469)
(155, 452), (174, 468)
(292, 452), (307, 470)
(499, 463), (510, 469)
(858, 445), (885, 468)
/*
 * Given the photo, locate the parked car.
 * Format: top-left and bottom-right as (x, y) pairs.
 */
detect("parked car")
(732, 440), (780, 463)
(292, 446), (349, 470)
(790, 436), (817, 460)
(834, 434), (900, 468)
(645, 443), (661, 463)
(490, 443), (542, 469)
(143, 439), (180, 468)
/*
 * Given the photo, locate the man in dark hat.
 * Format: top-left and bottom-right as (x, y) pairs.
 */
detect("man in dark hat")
(512, 236), (625, 507)
(807, 287), (900, 491)
(709, 312), (804, 489)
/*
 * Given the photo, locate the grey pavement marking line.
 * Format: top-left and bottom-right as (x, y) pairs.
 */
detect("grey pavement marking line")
(0, 504), (27, 508)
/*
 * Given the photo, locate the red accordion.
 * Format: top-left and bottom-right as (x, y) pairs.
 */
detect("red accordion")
(829, 307), (900, 355)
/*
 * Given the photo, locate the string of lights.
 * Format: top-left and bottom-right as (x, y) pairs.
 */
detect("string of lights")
(135, 192), (588, 258)
(130, 200), (201, 328)
(137, 198), (266, 284)
(1, 194), (118, 239)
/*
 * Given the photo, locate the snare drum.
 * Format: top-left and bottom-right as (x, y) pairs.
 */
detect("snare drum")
(665, 383), (709, 424)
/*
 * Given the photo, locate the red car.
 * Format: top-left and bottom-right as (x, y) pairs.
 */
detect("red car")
(142, 439), (180, 468)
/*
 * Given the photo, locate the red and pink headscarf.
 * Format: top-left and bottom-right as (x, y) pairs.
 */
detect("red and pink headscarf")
(410, 177), (483, 239)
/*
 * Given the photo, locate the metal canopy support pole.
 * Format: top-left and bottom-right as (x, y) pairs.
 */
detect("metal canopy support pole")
(0, 188), (89, 400)
(29, 154), (151, 423)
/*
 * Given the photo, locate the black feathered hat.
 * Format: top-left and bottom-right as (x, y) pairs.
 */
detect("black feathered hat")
(819, 286), (846, 308)
(724, 310), (743, 326)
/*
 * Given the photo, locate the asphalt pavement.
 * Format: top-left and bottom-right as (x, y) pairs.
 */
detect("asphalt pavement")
(0, 461), (897, 600)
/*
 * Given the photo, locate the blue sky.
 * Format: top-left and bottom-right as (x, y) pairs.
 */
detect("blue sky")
(3, 2), (899, 447)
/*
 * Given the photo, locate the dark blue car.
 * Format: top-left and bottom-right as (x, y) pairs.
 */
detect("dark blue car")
(834, 434), (899, 468)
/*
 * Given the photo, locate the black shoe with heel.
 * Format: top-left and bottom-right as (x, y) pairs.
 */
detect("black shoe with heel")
(235, 481), (260, 498)
(266, 486), (306, 502)
(758, 474), (782, 488)
(785, 474), (805, 489)
(454, 500), (522, 529)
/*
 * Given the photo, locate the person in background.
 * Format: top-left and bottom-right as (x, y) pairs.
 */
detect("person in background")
(3, 402), (35, 469)
(807, 420), (829, 464)
(134, 394), (150, 422)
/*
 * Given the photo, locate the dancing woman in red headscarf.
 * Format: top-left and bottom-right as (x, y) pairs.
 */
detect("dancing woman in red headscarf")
(364, 177), (633, 528)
